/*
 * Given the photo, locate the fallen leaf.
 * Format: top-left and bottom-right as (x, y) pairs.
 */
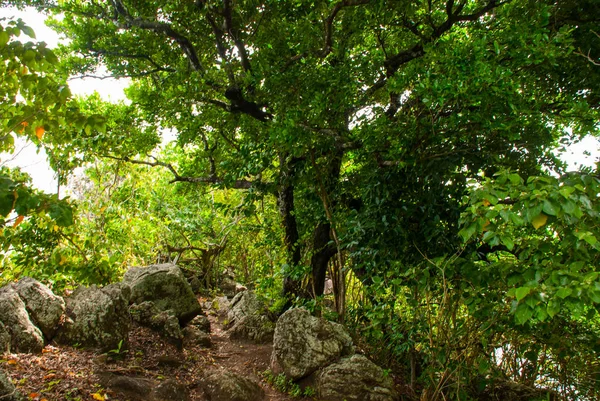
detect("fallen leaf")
(28, 393), (39, 399)
(92, 392), (105, 400)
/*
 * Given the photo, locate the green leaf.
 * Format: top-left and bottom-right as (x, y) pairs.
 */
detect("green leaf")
(555, 288), (572, 299)
(542, 199), (558, 216)
(515, 286), (531, 301)
(458, 222), (477, 242)
(547, 299), (561, 317)
(515, 303), (534, 325)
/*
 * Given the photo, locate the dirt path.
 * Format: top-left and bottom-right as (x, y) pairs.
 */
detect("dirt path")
(0, 298), (299, 401)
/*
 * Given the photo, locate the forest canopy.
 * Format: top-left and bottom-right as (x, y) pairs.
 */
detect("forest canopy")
(1, 0), (599, 399)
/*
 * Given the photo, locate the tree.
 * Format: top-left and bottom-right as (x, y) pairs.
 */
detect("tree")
(5, 0), (594, 302)
(2, 0), (600, 397)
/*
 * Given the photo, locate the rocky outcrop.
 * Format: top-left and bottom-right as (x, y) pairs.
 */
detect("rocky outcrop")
(204, 296), (230, 318)
(56, 283), (131, 351)
(316, 354), (398, 401)
(13, 277), (65, 340)
(200, 369), (264, 401)
(98, 372), (190, 401)
(130, 301), (183, 347)
(478, 379), (557, 401)
(182, 326), (211, 348)
(0, 322), (10, 354)
(271, 308), (354, 380)
(226, 291), (275, 343)
(188, 315), (211, 333)
(123, 264), (202, 324)
(0, 368), (25, 401)
(0, 287), (44, 353)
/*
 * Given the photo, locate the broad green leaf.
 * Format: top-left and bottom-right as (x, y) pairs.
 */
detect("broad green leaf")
(515, 286), (531, 301)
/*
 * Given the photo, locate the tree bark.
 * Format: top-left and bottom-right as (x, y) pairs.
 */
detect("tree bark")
(277, 153), (303, 298)
(309, 222), (336, 297)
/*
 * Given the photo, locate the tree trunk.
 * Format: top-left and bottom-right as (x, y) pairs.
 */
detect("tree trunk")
(277, 153), (303, 298)
(309, 222), (336, 297)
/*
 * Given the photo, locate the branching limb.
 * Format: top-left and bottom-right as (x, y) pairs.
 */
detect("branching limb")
(102, 154), (257, 189)
(108, 0), (204, 72)
(322, 0), (370, 57)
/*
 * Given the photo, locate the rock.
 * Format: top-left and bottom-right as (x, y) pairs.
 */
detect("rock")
(228, 315), (275, 343)
(13, 277), (65, 340)
(271, 308), (354, 380)
(0, 287), (44, 353)
(201, 369), (264, 401)
(225, 291), (275, 343)
(479, 379), (557, 401)
(182, 326), (212, 348)
(157, 355), (183, 368)
(203, 296), (230, 317)
(188, 315), (211, 333)
(0, 369), (25, 401)
(226, 291), (265, 327)
(130, 301), (183, 347)
(151, 379), (190, 401)
(97, 372), (153, 401)
(56, 283), (131, 351)
(316, 354), (398, 401)
(0, 322), (10, 354)
(123, 264), (202, 324)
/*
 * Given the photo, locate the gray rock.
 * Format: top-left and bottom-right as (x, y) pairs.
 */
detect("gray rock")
(97, 372), (153, 401)
(130, 301), (183, 347)
(13, 277), (65, 340)
(226, 291), (264, 327)
(271, 308), (354, 380)
(0, 369), (25, 401)
(0, 287), (44, 353)
(316, 354), (398, 401)
(151, 379), (190, 401)
(203, 296), (230, 317)
(479, 379), (557, 401)
(56, 283), (131, 351)
(0, 322), (10, 354)
(228, 315), (275, 343)
(201, 369), (264, 401)
(225, 291), (274, 343)
(188, 315), (211, 333)
(182, 325), (212, 348)
(123, 264), (202, 324)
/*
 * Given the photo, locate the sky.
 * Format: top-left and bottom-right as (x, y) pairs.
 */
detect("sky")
(1, 7), (130, 194)
(1, 7), (599, 195)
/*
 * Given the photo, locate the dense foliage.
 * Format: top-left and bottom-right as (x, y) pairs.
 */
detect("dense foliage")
(1, 0), (599, 399)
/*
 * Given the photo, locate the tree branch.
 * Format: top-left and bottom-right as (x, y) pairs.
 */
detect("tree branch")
(322, 0), (370, 57)
(102, 154), (257, 189)
(109, 0), (204, 72)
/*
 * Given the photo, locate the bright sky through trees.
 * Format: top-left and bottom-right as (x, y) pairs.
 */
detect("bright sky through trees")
(0, 6), (598, 195)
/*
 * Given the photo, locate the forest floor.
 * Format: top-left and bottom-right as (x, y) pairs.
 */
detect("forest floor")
(0, 296), (299, 401)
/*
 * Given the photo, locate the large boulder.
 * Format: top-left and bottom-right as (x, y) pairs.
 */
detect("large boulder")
(200, 369), (264, 401)
(316, 354), (398, 401)
(13, 277), (65, 340)
(0, 369), (25, 401)
(271, 308), (354, 380)
(0, 322), (10, 354)
(122, 264), (202, 324)
(226, 291), (275, 343)
(129, 301), (183, 347)
(56, 283), (131, 351)
(0, 287), (44, 353)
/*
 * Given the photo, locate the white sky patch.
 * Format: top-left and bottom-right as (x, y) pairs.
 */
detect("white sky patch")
(1, 7), (130, 195)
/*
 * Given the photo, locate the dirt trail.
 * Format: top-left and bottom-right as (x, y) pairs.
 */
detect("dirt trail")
(0, 297), (298, 401)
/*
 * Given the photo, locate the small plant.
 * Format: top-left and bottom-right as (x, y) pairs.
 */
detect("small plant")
(106, 340), (127, 359)
(262, 370), (310, 398)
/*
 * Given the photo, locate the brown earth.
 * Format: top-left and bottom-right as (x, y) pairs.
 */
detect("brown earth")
(0, 297), (301, 401)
